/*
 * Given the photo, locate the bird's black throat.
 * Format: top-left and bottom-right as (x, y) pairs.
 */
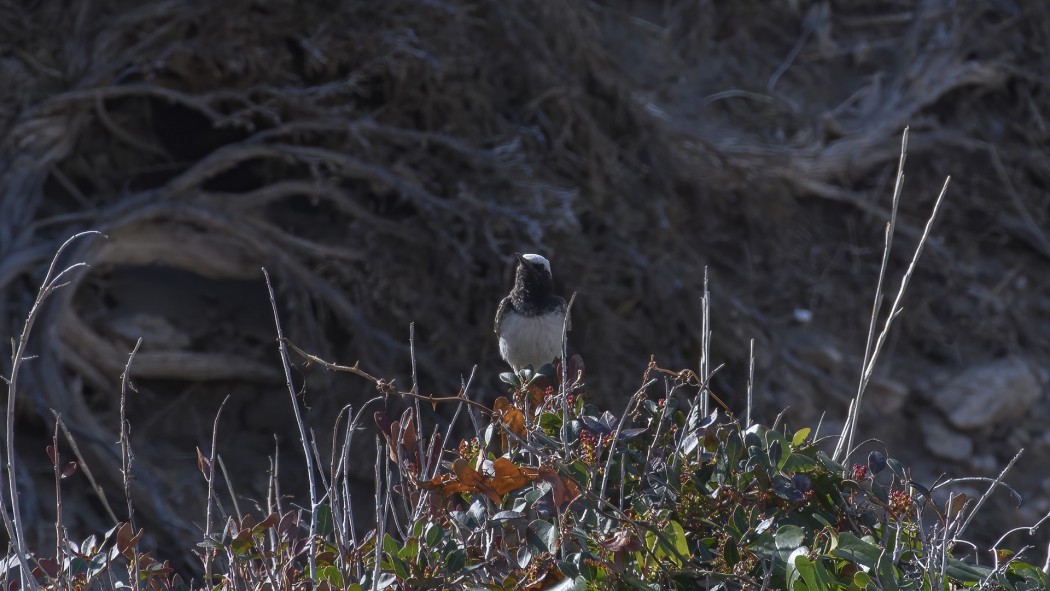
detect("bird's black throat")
(510, 264), (561, 317)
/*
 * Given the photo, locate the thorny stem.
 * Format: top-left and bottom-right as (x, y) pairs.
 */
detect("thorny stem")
(203, 395), (231, 586)
(3, 230), (101, 591)
(284, 339), (493, 415)
(262, 268), (319, 581)
(119, 338), (142, 590)
(559, 293), (576, 458)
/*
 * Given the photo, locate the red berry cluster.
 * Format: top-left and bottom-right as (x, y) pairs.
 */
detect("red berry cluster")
(578, 430), (608, 465)
(457, 437), (481, 461)
(888, 489), (913, 521)
(849, 464), (869, 481)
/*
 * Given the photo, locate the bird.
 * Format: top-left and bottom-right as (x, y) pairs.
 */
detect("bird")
(494, 253), (569, 373)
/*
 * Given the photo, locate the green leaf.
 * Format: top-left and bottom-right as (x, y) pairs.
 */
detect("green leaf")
(944, 556), (993, 583)
(832, 533), (881, 569)
(444, 548), (466, 573)
(315, 503), (334, 536)
(793, 551), (841, 591)
(424, 523), (444, 546)
(729, 505), (748, 537)
(773, 474), (805, 502)
(230, 534), (253, 556)
(663, 520), (689, 566)
(886, 457), (907, 480)
(792, 428), (811, 447)
(873, 553), (900, 589)
(399, 536), (419, 561)
(723, 538), (740, 568)
(782, 452), (818, 472)
(1005, 560), (1050, 588)
(317, 565), (344, 588)
(775, 525), (806, 552)
(768, 440), (783, 468)
(851, 570), (872, 589)
(815, 451), (844, 473)
(539, 412), (562, 433)
(383, 533), (400, 557)
(786, 547), (809, 590)
(527, 519), (559, 554)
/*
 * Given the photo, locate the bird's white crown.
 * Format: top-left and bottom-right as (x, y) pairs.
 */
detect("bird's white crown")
(521, 253), (551, 275)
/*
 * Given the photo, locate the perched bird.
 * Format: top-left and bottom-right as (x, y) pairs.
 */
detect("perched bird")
(494, 253), (569, 373)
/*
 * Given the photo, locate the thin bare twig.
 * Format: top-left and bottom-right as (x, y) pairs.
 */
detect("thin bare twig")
(836, 129), (950, 463)
(119, 337), (142, 591)
(203, 394), (231, 586)
(262, 267), (319, 581)
(50, 412), (119, 524)
(284, 339), (493, 415)
(3, 230), (101, 591)
(560, 292), (576, 457)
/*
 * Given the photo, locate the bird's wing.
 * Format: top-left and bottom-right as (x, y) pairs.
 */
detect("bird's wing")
(494, 296), (512, 333)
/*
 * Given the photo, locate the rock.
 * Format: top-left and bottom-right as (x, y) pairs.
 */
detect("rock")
(931, 357), (1044, 430)
(967, 453), (999, 475)
(922, 417), (974, 461)
(867, 375), (909, 414)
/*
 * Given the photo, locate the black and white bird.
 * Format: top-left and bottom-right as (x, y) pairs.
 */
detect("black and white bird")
(494, 253), (568, 373)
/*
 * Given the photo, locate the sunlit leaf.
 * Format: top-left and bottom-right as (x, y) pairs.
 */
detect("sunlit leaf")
(527, 520), (558, 554)
(791, 428), (811, 447)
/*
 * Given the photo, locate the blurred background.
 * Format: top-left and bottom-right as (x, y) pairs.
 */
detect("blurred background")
(2, 0), (1049, 570)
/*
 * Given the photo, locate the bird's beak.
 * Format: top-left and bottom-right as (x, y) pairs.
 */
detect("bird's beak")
(514, 252), (527, 265)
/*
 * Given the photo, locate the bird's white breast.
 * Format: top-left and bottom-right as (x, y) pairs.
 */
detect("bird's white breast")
(498, 309), (566, 372)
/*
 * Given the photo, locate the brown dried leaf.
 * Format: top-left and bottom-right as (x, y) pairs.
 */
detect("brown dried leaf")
(115, 522), (143, 556)
(540, 467), (581, 508)
(597, 529), (640, 552)
(493, 396), (526, 453)
(195, 447), (210, 474)
(946, 492), (969, 519)
(489, 458), (539, 496)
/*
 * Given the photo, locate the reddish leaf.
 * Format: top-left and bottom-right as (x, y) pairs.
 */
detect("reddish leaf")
(567, 354), (585, 383)
(540, 467), (581, 508)
(452, 459), (486, 489)
(389, 408), (420, 471)
(397, 408), (417, 449)
(489, 458), (539, 496)
(230, 528), (253, 556)
(253, 512), (279, 535)
(597, 529), (640, 552)
(278, 510), (298, 539)
(492, 397), (527, 453)
(115, 522), (143, 556)
(373, 411), (392, 437)
(426, 432), (443, 469)
(37, 558), (59, 578)
(421, 458), (538, 504)
(946, 492), (969, 519)
(195, 447), (210, 474)
(46, 445), (57, 466)
(523, 562), (566, 590)
(60, 462), (77, 479)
